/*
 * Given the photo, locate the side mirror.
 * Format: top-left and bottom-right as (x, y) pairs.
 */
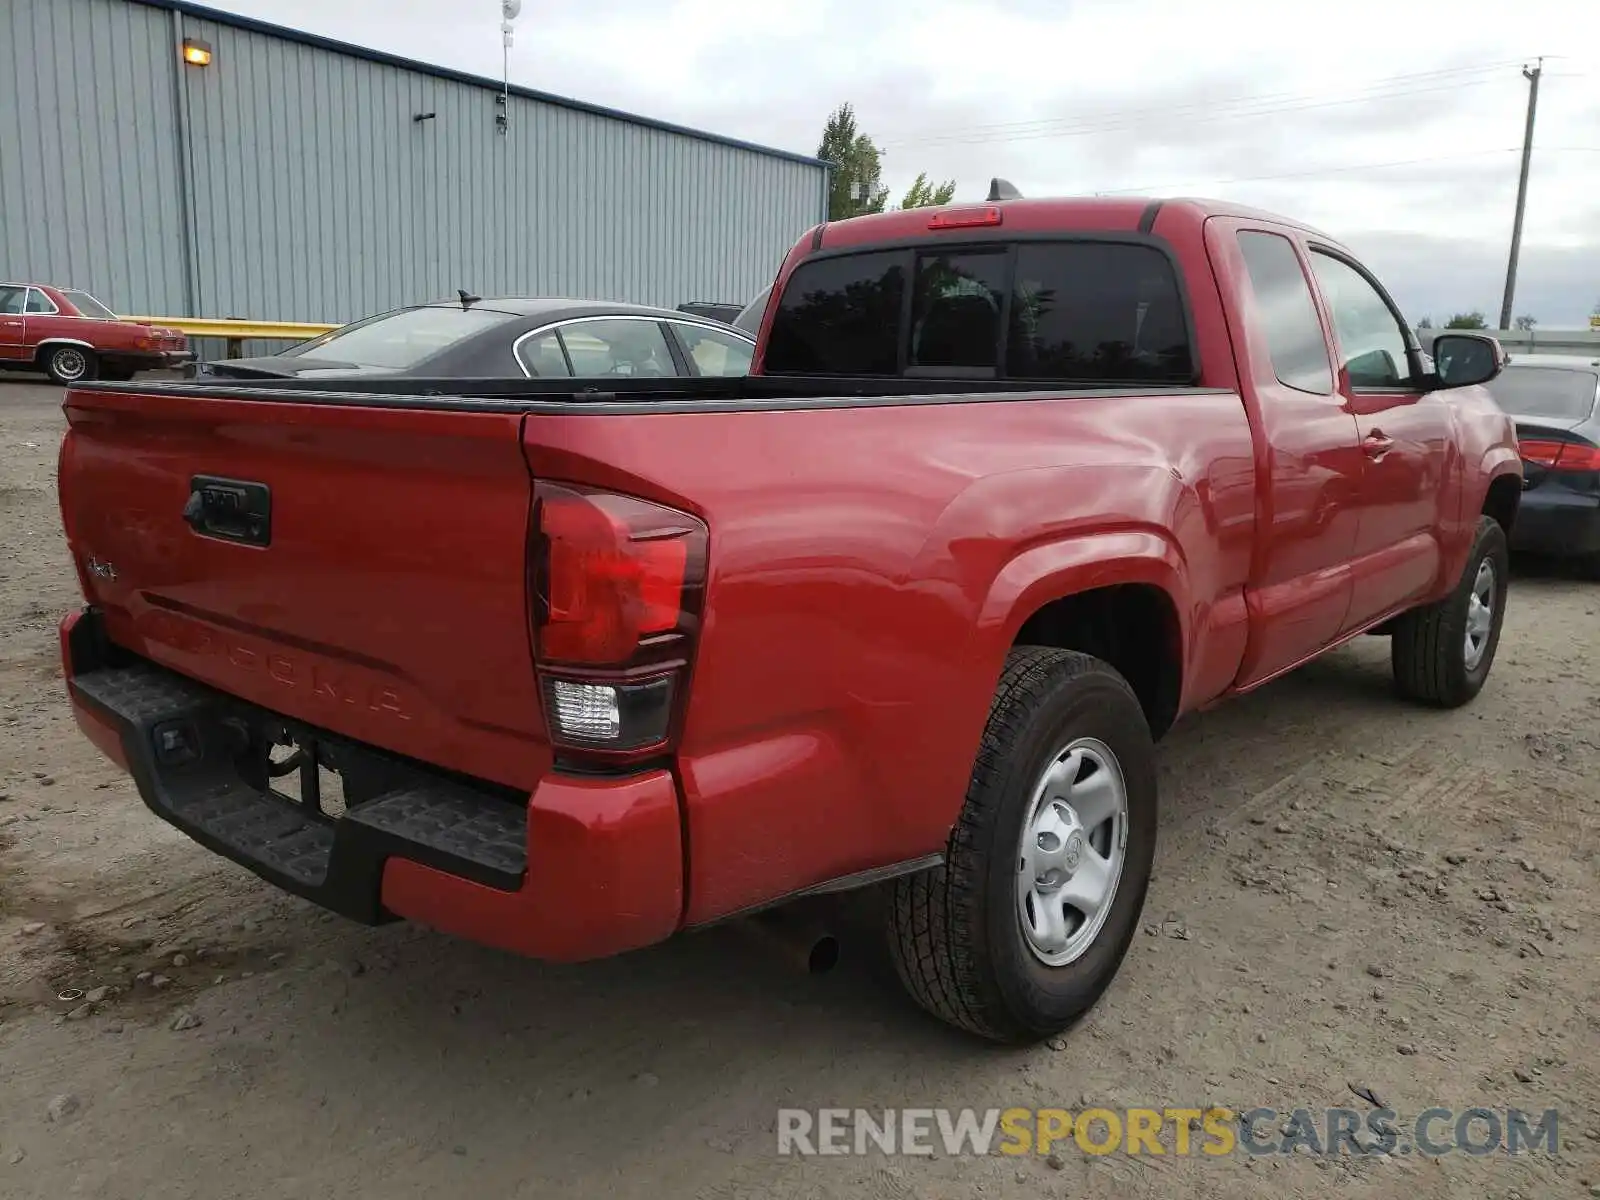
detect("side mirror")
(1430, 332), (1504, 389)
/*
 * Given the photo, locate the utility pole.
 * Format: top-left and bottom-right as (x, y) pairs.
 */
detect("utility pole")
(1498, 59), (1542, 330)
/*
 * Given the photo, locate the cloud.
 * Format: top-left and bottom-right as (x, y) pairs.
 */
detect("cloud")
(1349, 231), (1599, 326)
(203, 0), (1600, 324)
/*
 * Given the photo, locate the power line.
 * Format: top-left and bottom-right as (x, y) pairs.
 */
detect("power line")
(890, 79), (1507, 149)
(890, 63), (1512, 140)
(1090, 148), (1523, 195)
(881, 61), (1531, 149)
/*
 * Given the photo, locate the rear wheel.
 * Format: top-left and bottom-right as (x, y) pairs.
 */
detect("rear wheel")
(42, 345), (97, 385)
(885, 647), (1157, 1042)
(1391, 516), (1508, 707)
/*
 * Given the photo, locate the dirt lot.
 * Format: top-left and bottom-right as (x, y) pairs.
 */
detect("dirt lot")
(1, 376), (1597, 1199)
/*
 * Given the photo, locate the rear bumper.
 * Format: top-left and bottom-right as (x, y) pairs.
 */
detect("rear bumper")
(60, 607), (682, 962)
(1509, 487), (1600, 558)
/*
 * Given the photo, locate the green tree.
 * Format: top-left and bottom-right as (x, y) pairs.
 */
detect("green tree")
(1416, 316), (1434, 329)
(1513, 314), (1537, 331)
(899, 171), (957, 210)
(818, 104), (889, 220)
(1445, 312), (1488, 329)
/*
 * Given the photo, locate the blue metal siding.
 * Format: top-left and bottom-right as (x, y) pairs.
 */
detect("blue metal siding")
(1, 0), (190, 315)
(4, 0), (826, 326)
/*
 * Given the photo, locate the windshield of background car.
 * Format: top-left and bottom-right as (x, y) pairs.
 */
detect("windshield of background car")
(63, 290), (118, 319)
(1486, 366), (1599, 420)
(733, 287), (770, 335)
(282, 306), (517, 369)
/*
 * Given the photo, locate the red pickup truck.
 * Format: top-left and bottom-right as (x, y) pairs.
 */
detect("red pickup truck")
(56, 194), (1521, 1043)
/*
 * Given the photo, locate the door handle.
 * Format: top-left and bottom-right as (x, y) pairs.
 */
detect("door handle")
(1363, 430), (1394, 459)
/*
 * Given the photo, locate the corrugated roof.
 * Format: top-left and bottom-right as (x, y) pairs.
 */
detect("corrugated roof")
(129, 0), (829, 169)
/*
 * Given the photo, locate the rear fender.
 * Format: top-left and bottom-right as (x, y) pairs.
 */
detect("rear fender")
(1448, 448), (1523, 582)
(959, 529), (1191, 728)
(977, 530), (1189, 645)
(35, 338), (96, 356)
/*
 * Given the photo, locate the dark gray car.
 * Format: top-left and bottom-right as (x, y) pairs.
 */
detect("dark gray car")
(191, 298), (756, 382)
(1484, 354), (1600, 574)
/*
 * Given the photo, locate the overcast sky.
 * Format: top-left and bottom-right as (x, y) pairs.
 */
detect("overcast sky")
(213, 0), (1600, 325)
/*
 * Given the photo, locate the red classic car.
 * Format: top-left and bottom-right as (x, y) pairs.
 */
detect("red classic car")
(0, 282), (190, 384)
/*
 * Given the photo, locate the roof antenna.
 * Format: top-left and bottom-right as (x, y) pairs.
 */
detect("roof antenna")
(987, 178), (1022, 202)
(458, 288), (481, 310)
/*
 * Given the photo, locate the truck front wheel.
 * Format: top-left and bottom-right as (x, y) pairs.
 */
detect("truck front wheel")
(886, 647), (1157, 1043)
(1390, 516), (1509, 707)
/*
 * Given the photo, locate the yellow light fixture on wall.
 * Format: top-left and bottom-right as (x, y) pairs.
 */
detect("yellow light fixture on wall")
(181, 38), (213, 67)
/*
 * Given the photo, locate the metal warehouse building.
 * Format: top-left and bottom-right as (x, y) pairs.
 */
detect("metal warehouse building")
(1, 0), (829, 326)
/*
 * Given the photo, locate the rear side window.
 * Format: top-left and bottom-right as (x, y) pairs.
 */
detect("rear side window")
(1236, 231), (1334, 394)
(518, 330), (571, 377)
(763, 252), (906, 375)
(672, 322), (755, 377)
(1007, 244), (1193, 382)
(63, 290), (117, 319)
(558, 319), (677, 378)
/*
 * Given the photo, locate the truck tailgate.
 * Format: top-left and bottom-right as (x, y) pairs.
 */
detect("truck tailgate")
(59, 387), (549, 791)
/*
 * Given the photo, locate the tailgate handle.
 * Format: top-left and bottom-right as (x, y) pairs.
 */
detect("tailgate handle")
(183, 476), (272, 547)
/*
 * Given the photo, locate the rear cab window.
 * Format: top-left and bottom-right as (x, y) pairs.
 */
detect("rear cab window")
(763, 252), (905, 375)
(763, 241), (1194, 383)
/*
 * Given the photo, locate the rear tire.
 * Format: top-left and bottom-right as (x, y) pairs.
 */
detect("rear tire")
(42, 345), (97, 385)
(885, 647), (1157, 1043)
(1391, 516), (1508, 707)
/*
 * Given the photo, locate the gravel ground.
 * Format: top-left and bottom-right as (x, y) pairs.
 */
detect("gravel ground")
(1, 376), (1597, 1199)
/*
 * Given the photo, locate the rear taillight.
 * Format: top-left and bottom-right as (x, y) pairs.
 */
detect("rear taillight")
(529, 482), (707, 761)
(1520, 439), (1600, 471)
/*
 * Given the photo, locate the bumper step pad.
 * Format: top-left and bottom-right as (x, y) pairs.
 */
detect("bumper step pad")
(71, 661), (527, 923)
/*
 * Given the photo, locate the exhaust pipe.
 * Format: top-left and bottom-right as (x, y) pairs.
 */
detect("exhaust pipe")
(730, 909), (840, 974)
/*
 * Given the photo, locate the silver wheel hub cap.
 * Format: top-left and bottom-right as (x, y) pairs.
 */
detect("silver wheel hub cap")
(55, 349), (86, 379)
(1464, 558), (1495, 671)
(1017, 737), (1129, 967)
